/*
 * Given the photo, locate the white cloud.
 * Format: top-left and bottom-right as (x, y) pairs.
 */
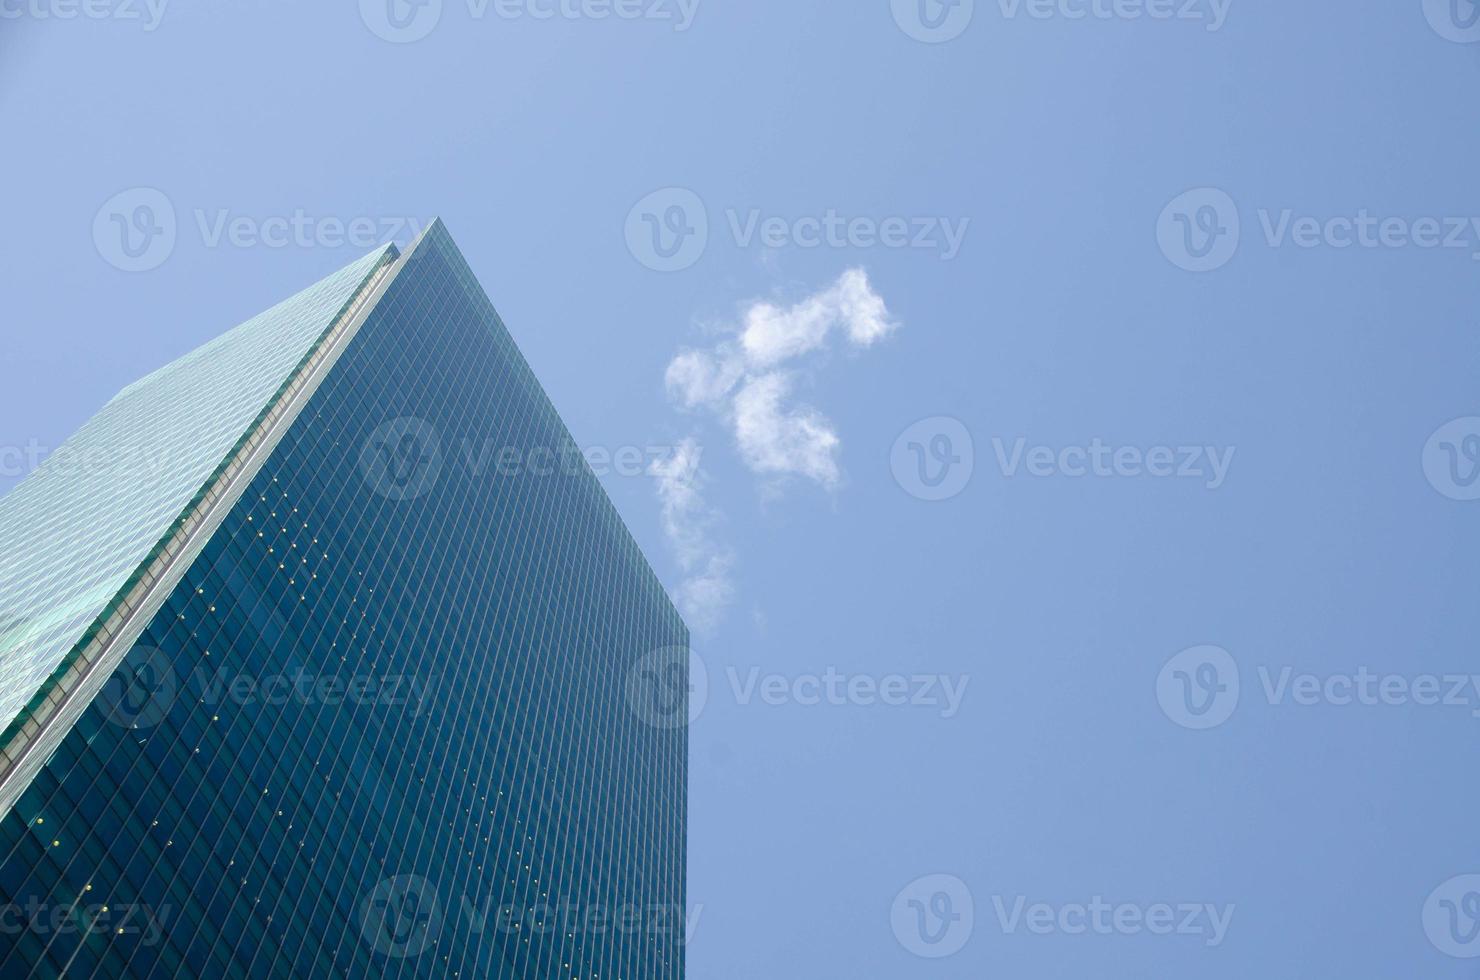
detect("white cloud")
(731, 372), (841, 488)
(653, 268), (897, 631)
(831, 267), (896, 347)
(673, 557), (734, 636)
(665, 268), (895, 488)
(650, 438), (733, 633)
(739, 268), (898, 368)
(663, 347), (743, 409)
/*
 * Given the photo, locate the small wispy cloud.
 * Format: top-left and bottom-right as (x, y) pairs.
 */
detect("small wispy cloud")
(664, 268), (897, 487)
(652, 269), (898, 632)
(649, 438), (733, 634)
(731, 372), (841, 488)
(665, 348), (744, 410)
(739, 268), (896, 367)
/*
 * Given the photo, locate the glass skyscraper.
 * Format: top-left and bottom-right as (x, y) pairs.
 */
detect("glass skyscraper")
(0, 223), (689, 977)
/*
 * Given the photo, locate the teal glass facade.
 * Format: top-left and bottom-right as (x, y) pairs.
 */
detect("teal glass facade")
(0, 247), (393, 761)
(0, 224), (689, 977)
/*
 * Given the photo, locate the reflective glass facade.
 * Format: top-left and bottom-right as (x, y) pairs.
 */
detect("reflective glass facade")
(0, 246), (393, 746)
(0, 224), (689, 977)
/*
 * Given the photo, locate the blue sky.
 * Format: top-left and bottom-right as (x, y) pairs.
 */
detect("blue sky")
(5, 0), (1480, 976)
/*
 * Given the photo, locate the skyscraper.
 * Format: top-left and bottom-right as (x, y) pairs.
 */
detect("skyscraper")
(0, 222), (689, 977)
